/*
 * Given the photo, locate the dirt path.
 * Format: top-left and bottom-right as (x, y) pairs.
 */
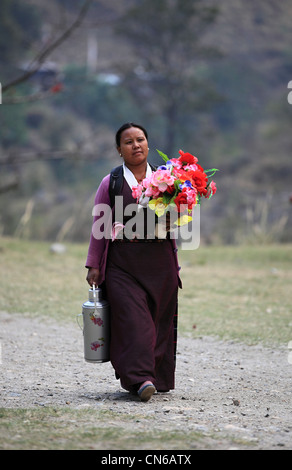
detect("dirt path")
(0, 312), (291, 450)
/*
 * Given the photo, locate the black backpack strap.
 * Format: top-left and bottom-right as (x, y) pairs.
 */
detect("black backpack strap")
(109, 165), (123, 208)
(109, 163), (157, 207)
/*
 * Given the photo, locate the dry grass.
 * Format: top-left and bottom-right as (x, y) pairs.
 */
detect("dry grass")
(178, 244), (292, 345)
(0, 237), (291, 346)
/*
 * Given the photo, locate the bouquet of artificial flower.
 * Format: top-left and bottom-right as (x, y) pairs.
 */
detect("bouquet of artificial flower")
(132, 149), (218, 227)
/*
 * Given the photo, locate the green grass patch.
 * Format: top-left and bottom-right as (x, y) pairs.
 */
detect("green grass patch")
(0, 237), (87, 321)
(0, 237), (291, 345)
(0, 407), (211, 450)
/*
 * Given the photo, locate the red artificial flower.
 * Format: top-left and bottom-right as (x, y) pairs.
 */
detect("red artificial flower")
(190, 170), (208, 195)
(178, 150), (198, 165)
(196, 163), (205, 172)
(173, 167), (189, 182)
(174, 190), (188, 213)
(166, 184), (175, 194)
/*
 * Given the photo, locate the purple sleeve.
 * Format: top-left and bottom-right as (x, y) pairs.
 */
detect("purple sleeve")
(85, 174), (111, 279)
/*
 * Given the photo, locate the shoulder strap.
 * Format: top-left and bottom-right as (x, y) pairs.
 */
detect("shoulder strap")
(109, 163), (157, 207)
(109, 165), (123, 208)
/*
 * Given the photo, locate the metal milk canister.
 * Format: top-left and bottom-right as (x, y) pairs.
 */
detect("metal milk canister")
(78, 285), (110, 363)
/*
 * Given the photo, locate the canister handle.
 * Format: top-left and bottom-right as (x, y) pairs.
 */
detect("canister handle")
(92, 283), (98, 318)
(76, 314), (83, 332)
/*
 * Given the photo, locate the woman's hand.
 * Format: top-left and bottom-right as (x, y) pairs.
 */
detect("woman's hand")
(86, 268), (100, 287)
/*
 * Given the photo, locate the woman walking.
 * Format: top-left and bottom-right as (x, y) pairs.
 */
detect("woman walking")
(86, 123), (181, 402)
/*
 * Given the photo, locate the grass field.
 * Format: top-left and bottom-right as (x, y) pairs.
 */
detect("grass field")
(0, 237), (291, 346)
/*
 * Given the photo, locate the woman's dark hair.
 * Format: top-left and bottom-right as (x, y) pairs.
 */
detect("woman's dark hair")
(115, 122), (148, 147)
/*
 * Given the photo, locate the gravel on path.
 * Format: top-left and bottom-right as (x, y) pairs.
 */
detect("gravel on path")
(1, 312), (291, 450)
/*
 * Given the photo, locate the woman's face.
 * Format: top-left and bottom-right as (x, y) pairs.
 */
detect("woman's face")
(117, 127), (148, 168)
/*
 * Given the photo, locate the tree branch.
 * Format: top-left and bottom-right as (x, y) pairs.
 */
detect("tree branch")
(0, 148), (98, 166)
(2, 0), (94, 93)
(2, 87), (60, 104)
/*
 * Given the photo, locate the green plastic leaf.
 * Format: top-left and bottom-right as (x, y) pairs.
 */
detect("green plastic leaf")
(156, 149), (169, 163)
(205, 168), (219, 178)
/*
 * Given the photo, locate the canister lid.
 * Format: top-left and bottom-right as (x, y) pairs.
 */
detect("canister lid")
(89, 287), (102, 302)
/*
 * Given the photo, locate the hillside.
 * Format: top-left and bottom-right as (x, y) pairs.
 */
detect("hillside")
(1, 0), (291, 243)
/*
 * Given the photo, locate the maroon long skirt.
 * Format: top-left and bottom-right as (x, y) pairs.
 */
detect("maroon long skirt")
(105, 239), (179, 392)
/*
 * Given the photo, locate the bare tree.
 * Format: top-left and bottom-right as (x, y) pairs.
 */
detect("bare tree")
(0, 0), (96, 195)
(2, 0), (94, 96)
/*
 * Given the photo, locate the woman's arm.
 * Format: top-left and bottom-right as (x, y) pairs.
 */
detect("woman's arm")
(85, 174), (111, 285)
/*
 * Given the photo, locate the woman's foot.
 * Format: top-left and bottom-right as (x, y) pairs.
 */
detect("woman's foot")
(137, 381), (156, 402)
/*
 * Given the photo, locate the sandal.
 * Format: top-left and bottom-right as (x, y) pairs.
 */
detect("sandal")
(137, 381), (156, 402)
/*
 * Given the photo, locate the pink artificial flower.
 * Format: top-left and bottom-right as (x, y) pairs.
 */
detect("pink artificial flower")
(185, 187), (198, 207)
(170, 158), (182, 169)
(145, 185), (161, 198)
(151, 169), (175, 192)
(132, 185), (143, 200)
(111, 221), (125, 241)
(142, 177), (152, 189)
(205, 180), (217, 199)
(185, 163), (199, 171)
